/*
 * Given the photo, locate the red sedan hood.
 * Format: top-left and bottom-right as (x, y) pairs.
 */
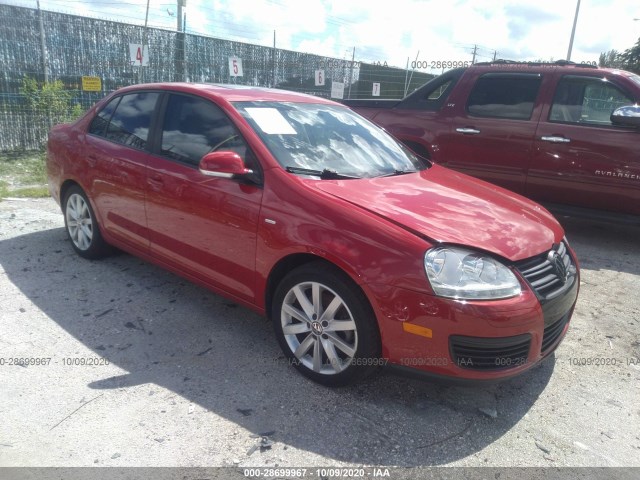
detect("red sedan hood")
(311, 165), (562, 261)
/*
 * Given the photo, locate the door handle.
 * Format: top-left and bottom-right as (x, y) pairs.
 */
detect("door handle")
(148, 175), (163, 187)
(541, 136), (571, 143)
(456, 127), (481, 135)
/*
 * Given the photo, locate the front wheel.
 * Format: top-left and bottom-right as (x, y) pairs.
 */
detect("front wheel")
(272, 263), (382, 387)
(63, 185), (111, 259)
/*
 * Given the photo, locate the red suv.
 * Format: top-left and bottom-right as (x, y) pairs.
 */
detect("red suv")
(47, 83), (579, 386)
(346, 61), (640, 224)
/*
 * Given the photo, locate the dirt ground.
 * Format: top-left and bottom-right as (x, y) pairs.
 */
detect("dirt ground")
(0, 198), (639, 472)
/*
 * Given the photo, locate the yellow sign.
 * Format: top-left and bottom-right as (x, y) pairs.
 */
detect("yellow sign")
(81, 76), (102, 92)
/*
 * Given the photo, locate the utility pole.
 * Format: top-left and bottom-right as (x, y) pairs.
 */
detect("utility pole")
(405, 50), (420, 96)
(347, 47), (355, 99)
(177, 0), (185, 32)
(141, 0), (150, 83)
(272, 30), (276, 87)
(471, 44), (478, 64)
(403, 57), (410, 98)
(493, 50), (498, 61)
(36, 0), (48, 82)
(567, 0), (581, 61)
(175, 0), (187, 81)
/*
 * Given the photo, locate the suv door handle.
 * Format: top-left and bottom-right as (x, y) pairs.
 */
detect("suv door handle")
(541, 136), (571, 143)
(148, 175), (164, 188)
(456, 127), (481, 135)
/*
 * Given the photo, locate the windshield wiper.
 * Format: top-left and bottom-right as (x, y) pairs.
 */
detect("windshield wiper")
(285, 166), (361, 180)
(376, 169), (418, 177)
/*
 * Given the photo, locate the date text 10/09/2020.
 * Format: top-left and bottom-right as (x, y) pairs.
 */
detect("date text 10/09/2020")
(244, 468), (391, 478)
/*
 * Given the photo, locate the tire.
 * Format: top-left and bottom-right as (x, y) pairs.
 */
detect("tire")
(63, 185), (111, 259)
(272, 262), (382, 387)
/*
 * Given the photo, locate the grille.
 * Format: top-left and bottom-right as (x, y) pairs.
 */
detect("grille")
(450, 334), (531, 371)
(542, 314), (568, 353)
(516, 242), (575, 300)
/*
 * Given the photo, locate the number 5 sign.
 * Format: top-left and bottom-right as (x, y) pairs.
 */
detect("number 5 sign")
(229, 56), (244, 77)
(129, 44), (149, 66)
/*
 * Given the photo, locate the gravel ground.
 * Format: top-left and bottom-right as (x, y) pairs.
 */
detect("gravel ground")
(0, 197), (639, 470)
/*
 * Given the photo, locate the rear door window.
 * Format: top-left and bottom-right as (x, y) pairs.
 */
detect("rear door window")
(104, 92), (160, 149)
(88, 96), (121, 136)
(467, 73), (542, 120)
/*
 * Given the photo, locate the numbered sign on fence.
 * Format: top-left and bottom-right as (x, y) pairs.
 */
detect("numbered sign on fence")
(331, 81), (344, 99)
(229, 57), (244, 77)
(129, 44), (149, 66)
(315, 70), (325, 86)
(372, 82), (380, 97)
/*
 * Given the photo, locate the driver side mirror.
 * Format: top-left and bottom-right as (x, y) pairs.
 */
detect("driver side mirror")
(611, 105), (640, 128)
(199, 151), (254, 178)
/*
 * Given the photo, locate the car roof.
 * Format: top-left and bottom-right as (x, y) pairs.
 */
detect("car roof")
(112, 82), (342, 105)
(469, 60), (635, 77)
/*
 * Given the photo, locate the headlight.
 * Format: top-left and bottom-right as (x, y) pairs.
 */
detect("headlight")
(424, 246), (521, 300)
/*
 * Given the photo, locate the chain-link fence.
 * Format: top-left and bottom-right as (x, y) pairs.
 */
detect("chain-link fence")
(0, 4), (433, 151)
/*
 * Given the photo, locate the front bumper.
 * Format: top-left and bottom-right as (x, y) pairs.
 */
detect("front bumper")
(366, 253), (579, 382)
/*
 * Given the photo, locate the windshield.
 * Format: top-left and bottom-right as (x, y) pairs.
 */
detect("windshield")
(233, 101), (428, 178)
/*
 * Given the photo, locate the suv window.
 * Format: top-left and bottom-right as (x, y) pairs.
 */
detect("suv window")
(98, 92), (159, 149)
(400, 68), (464, 111)
(467, 73), (542, 120)
(427, 80), (452, 100)
(160, 94), (258, 171)
(549, 76), (633, 125)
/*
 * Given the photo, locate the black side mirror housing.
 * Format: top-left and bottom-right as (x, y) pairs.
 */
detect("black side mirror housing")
(611, 105), (640, 128)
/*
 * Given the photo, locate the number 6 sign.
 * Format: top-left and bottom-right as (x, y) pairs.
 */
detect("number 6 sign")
(229, 56), (244, 77)
(315, 69), (325, 86)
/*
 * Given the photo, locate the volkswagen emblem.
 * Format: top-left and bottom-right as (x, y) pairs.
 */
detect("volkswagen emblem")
(311, 321), (323, 335)
(548, 250), (568, 284)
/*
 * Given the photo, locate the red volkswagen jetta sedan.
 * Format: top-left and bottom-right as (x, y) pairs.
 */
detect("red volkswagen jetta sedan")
(47, 83), (579, 386)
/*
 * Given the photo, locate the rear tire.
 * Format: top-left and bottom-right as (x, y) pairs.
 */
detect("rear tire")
(272, 262), (382, 387)
(63, 185), (111, 259)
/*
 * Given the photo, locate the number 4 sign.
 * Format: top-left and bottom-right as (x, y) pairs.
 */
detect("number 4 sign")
(229, 57), (244, 77)
(129, 44), (149, 67)
(372, 82), (381, 97)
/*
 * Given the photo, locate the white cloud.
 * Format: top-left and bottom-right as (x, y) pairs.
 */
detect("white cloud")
(5, 0), (640, 69)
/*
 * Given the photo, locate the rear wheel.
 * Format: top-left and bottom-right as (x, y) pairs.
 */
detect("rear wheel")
(272, 262), (381, 386)
(63, 185), (111, 259)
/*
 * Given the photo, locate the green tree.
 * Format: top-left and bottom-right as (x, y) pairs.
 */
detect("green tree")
(619, 39), (640, 74)
(20, 76), (77, 123)
(598, 49), (621, 68)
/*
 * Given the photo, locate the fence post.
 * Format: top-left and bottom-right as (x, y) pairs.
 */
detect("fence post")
(36, 0), (48, 83)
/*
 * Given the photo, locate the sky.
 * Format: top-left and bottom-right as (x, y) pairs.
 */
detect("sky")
(2, 0), (639, 72)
